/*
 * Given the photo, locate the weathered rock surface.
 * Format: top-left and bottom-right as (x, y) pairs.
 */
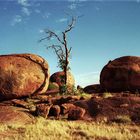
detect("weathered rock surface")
(0, 54), (50, 100)
(36, 104), (52, 118)
(48, 82), (59, 91)
(61, 103), (86, 120)
(83, 84), (102, 94)
(49, 105), (60, 118)
(0, 105), (34, 124)
(68, 107), (85, 120)
(100, 56), (140, 92)
(50, 71), (75, 91)
(74, 96), (140, 122)
(0, 93), (139, 122)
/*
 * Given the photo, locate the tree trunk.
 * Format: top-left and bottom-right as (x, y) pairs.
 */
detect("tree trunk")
(64, 66), (67, 85)
(63, 32), (69, 85)
(64, 54), (68, 85)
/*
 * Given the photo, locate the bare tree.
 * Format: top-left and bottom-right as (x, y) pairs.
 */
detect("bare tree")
(39, 16), (76, 85)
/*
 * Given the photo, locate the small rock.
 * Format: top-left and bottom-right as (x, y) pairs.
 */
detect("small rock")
(49, 105), (61, 119)
(36, 104), (52, 118)
(61, 103), (85, 120)
(11, 99), (28, 108)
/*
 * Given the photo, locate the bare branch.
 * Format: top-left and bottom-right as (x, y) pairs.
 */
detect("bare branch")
(47, 45), (64, 57)
(47, 45), (65, 61)
(38, 37), (48, 43)
(68, 47), (72, 56)
(45, 29), (64, 45)
(64, 17), (76, 33)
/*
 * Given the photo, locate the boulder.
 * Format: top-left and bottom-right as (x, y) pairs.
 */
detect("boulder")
(0, 54), (50, 100)
(50, 71), (75, 91)
(100, 56), (140, 92)
(48, 82), (59, 91)
(68, 107), (85, 120)
(51, 96), (80, 105)
(11, 99), (28, 108)
(49, 105), (61, 118)
(36, 104), (52, 118)
(47, 82), (60, 95)
(83, 84), (102, 94)
(0, 105), (34, 124)
(61, 103), (77, 115)
(61, 103), (86, 120)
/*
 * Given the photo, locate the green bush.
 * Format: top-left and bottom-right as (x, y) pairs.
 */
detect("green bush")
(48, 82), (59, 90)
(102, 92), (113, 98)
(59, 85), (67, 95)
(112, 115), (132, 124)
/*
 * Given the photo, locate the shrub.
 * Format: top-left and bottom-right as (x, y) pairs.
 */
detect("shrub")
(48, 82), (59, 90)
(79, 93), (92, 99)
(102, 92), (113, 98)
(112, 115), (132, 124)
(59, 84), (67, 95)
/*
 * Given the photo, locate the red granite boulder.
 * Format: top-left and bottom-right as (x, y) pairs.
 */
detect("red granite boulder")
(0, 105), (34, 124)
(36, 104), (52, 118)
(61, 103), (86, 120)
(50, 71), (75, 92)
(83, 84), (102, 93)
(49, 105), (61, 118)
(0, 54), (50, 100)
(100, 56), (140, 92)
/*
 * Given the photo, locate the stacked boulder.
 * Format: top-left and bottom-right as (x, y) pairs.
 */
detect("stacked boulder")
(0, 53), (50, 124)
(1, 54), (140, 124)
(0, 53), (85, 123)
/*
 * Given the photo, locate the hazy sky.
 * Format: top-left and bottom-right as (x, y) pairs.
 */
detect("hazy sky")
(0, 0), (140, 87)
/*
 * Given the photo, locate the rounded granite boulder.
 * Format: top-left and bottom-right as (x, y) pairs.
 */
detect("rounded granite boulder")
(0, 54), (50, 100)
(100, 56), (140, 92)
(50, 71), (75, 91)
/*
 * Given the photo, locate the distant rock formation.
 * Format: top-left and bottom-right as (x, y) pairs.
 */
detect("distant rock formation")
(83, 84), (102, 94)
(0, 54), (50, 100)
(100, 56), (140, 92)
(50, 71), (75, 92)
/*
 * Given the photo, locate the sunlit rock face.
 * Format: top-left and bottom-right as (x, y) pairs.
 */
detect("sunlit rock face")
(50, 71), (75, 91)
(100, 56), (140, 92)
(0, 105), (34, 124)
(0, 54), (50, 100)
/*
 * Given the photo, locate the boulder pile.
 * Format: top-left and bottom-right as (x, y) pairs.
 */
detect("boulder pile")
(0, 54), (140, 124)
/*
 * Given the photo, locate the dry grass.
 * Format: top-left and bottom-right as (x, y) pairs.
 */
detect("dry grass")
(102, 92), (113, 98)
(0, 117), (140, 140)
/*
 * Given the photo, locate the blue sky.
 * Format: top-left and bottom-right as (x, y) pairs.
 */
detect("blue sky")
(0, 0), (140, 87)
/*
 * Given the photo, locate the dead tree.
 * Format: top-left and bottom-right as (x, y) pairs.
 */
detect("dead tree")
(39, 16), (76, 85)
